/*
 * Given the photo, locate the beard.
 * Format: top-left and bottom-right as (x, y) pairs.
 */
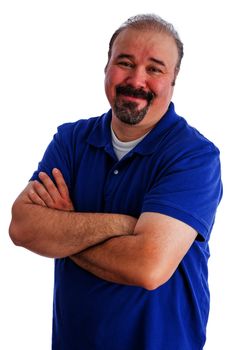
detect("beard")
(113, 85), (155, 125)
(113, 100), (149, 125)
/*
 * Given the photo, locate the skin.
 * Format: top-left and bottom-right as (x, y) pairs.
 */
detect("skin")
(23, 169), (197, 290)
(9, 28), (197, 290)
(105, 28), (180, 141)
(9, 169), (137, 258)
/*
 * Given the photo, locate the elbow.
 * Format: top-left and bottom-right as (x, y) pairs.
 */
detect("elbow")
(9, 204), (31, 247)
(141, 274), (169, 291)
(142, 279), (165, 292)
(9, 219), (25, 246)
(140, 276), (164, 292)
(137, 265), (172, 291)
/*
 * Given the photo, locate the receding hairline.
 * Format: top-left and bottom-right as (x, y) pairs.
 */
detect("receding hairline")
(107, 14), (184, 71)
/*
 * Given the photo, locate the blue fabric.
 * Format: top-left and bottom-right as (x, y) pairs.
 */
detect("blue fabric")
(31, 103), (222, 349)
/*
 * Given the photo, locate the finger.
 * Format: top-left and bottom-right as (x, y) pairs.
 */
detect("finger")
(52, 168), (70, 199)
(33, 180), (55, 207)
(38, 171), (60, 203)
(28, 186), (47, 207)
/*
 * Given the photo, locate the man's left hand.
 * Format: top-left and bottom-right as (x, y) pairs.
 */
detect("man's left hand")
(29, 168), (74, 212)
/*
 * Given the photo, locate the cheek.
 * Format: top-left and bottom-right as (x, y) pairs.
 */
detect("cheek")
(105, 68), (125, 100)
(104, 72), (117, 104)
(150, 79), (173, 98)
(104, 75), (114, 102)
(106, 66), (127, 86)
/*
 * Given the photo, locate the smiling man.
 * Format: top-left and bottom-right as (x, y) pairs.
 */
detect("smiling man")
(105, 26), (179, 135)
(9, 14), (222, 350)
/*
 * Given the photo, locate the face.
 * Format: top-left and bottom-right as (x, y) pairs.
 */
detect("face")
(105, 28), (179, 129)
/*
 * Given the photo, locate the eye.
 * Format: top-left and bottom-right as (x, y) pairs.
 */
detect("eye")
(117, 61), (134, 68)
(147, 66), (163, 74)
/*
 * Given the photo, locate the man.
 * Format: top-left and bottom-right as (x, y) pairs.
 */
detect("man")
(9, 14), (222, 349)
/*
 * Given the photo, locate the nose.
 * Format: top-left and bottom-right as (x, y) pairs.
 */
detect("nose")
(125, 67), (147, 89)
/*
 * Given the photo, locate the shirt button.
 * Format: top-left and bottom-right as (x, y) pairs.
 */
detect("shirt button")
(113, 169), (119, 175)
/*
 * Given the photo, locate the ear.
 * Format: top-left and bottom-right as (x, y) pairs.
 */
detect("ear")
(171, 67), (180, 87)
(104, 59), (110, 74)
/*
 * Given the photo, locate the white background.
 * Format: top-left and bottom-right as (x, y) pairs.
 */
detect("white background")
(0, 0), (232, 349)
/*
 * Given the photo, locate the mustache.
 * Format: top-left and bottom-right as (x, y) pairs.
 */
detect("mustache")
(116, 85), (155, 103)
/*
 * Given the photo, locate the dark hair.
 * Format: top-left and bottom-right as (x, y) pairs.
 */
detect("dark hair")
(107, 14), (184, 71)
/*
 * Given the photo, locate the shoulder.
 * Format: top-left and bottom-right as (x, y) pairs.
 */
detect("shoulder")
(160, 114), (220, 167)
(54, 111), (110, 146)
(57, 114), (104, 138)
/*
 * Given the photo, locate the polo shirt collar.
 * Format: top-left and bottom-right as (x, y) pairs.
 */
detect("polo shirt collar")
(133, 102), (180, 156)
(87, 110), (112, 148)
(87, 102), (180, 156)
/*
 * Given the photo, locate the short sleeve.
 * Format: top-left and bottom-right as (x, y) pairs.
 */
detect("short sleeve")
(142, 145), (222, 241)
(30, 123), (74, 192)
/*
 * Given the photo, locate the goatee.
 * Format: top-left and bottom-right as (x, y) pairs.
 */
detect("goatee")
(113, 85), (155, 125)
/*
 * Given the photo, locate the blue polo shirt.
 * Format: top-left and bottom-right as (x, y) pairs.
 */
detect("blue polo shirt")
(31, 103), (222, 350)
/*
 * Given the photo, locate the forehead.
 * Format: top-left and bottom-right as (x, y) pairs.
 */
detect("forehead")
(111, 28), (178, 68)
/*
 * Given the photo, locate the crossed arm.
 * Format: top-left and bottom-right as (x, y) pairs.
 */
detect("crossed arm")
(9, 168), (197, 290)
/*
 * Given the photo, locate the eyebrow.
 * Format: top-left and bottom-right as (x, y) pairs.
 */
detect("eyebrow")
(116, 54), (134, 60)
(116, 54), (166, 67)
(149, 57), (166, 67)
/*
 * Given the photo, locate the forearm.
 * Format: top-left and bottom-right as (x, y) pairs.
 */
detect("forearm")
(70, 233), (153, 289)
(9, 185), (137, 258)
(70, 212), (198, 290)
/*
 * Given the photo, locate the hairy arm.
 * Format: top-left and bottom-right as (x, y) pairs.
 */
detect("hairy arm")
(71, 212), (197, 290)
(9, 169), (137, 258)
(19, 169), (197, 290)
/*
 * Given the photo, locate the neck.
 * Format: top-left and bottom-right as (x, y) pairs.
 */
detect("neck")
(111, 119), (152, 141)
(111, 115), (159, 142)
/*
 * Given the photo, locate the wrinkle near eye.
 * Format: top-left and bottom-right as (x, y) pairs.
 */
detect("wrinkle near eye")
(118, 61), (134, 68)
(147, 66), (163, 74)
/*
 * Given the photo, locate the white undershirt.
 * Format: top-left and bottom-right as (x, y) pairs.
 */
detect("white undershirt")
(111, 126), (148, 160)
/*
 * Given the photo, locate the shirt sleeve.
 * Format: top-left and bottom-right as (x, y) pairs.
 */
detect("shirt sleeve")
(142, 144), (223, 241)
(30, 123), (74, 192)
